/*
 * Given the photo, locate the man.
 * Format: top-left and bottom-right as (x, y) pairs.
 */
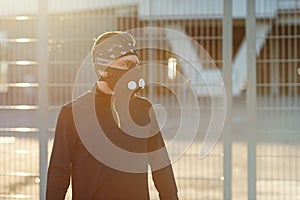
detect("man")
(46, 31), (179, 199)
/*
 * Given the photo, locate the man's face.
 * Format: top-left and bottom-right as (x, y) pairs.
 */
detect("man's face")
(99, 54), (144, 92)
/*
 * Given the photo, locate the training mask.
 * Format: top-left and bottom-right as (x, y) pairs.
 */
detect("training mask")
(100, 66), (145, 93)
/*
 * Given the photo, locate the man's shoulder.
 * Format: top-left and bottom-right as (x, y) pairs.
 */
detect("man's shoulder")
(60, 91), (93, 113)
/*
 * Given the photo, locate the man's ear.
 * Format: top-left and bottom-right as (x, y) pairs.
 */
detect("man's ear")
(98, 69), (108, 77)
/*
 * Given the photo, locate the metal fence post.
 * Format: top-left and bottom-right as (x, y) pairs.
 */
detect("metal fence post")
(223, 0), (232, 199)
(246, 0), (257, 199)
(38, 0), (48, 199)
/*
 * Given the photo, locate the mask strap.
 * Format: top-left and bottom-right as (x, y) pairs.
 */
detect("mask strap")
(112, 97), (121, 128)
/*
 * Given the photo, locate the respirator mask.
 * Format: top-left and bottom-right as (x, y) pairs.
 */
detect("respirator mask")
(100, 65), (145, 98)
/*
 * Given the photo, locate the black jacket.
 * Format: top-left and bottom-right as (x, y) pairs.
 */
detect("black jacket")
(46, 89), (178, 199)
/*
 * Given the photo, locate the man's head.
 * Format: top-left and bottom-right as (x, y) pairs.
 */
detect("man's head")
(91, 31), (138, 73)
(91, 31), (142, 91)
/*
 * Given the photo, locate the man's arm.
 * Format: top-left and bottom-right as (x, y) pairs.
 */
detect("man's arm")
(151, 165), (179, 200)
(46, 107), (74, 199)
(147, 107), (179, 200)
(148, 132), (179, 200)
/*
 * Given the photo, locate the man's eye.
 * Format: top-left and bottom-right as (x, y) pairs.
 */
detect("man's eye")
(121, 64), (130, 69)
(122, 63), (136, 69)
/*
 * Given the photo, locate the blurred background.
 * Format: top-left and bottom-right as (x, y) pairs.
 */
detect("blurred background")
(0, 0), (299, 199)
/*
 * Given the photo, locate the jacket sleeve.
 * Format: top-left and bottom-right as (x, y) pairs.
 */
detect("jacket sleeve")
(46, 107), (75, 200)
(147, 107), (179, 200)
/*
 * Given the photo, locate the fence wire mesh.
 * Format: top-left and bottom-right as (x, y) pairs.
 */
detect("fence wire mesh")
(0, 0), (299, 200)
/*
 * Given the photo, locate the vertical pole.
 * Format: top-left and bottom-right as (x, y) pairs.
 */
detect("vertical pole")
(148, 0), (154, 99)
(38, 0), (48, 199)
(222, 0), (232, 199)
(246, 0), (257, 199)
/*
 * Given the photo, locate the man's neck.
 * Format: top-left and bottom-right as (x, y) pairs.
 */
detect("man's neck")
(96, 81), (114, 95)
